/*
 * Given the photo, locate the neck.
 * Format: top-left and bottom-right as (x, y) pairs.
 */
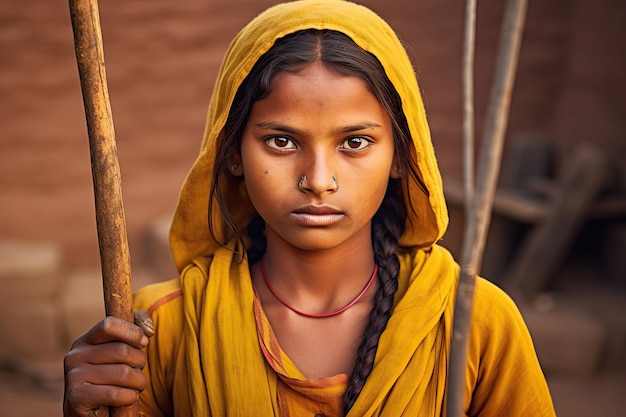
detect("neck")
(260, 257), (378, 318)
(256, 226), (377, 311)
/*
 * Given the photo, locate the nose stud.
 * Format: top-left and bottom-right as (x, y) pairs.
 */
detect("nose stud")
(297, 175), (339, 191)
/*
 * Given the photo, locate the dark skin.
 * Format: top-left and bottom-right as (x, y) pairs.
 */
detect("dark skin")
(239, 64), (396, 379)
(64, 64), (398, 414)
(250, 261), (379, 379)
(63, 311), (154, 417)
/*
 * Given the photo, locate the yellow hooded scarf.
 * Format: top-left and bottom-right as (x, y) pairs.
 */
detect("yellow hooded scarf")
(134, 1), (555, 416)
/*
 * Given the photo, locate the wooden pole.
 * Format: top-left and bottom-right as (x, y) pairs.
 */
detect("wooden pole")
(68, 0), (137, 415)
(462, 0), (477, 207)
(446, 0), (528, 415)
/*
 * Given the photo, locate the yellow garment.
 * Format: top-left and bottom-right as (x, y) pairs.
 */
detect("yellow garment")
(169, 0), (446, 272)
(254, 288), (348, 416)
(133, 0), (556, 416)
(135, 245), (554, 416)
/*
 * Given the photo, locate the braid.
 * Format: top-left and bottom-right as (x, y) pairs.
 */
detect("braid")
(246, 214), (266, 265)
(213, 30), (417, 413)
(343, 180), (406, 414)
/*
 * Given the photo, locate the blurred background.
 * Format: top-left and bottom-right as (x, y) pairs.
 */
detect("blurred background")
(1, 0), (624, 415)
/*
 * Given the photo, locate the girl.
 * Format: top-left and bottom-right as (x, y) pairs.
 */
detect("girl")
(64, 1), (556, 416)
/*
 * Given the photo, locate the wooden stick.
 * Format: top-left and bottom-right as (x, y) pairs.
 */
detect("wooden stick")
(462, 0), (477, 206)
(446, 0), (528, 415)
(68, 0), (137, 415)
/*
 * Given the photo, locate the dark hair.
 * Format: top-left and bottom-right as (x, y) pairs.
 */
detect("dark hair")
(209, 29), (422, 414)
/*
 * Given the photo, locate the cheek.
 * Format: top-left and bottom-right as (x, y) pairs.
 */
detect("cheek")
(239, 136), (256, 169)
(358, 159), (394, 213)
(242, 168), (287, 213)
(369, 180), (391, 212)
(344, 169), (389, 214)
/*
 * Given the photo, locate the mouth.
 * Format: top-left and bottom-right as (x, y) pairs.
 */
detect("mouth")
(291, 205), (345, 226)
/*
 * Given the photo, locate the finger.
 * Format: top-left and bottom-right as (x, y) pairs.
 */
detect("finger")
(65, 363), (145, 415)
(69, 363), (147, 391)
(67, 341), (147, 369)
(65, 380), (140, 413)
(64, 400), (110, 417)
(134, 310), (155, 338)
(82, 316), (149, 349)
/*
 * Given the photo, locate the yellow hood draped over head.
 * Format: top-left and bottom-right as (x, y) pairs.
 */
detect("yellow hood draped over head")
(135, 3), (555, 416)
(169, 0), (448, 272)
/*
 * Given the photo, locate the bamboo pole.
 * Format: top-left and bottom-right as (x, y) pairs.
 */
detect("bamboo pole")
(446, 0), (528, 415)
(68, 0), (137, 415)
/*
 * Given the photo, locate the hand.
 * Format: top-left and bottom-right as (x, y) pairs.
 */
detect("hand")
(63, 311), (155, 417)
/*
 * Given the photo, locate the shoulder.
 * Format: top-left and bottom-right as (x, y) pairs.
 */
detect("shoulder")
(471, 277), (528, 338)
(473, 278), (519, 318)
(133, 279), (185, 349)
(134, 279), (185, 376)
(466, 278), (556, 416)
(467, 277), (533, 361)
(134, 279), (185, 416)
(134, 278), (183, 315)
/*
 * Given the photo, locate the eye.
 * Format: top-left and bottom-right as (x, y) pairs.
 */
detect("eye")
(265, 136), (296, 151)
(340, 136), (371, 151)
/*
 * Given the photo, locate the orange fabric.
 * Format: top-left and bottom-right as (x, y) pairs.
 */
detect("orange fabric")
(254, 293), (347, 416)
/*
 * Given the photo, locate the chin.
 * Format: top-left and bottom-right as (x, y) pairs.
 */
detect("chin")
(285, 232), (355, 253)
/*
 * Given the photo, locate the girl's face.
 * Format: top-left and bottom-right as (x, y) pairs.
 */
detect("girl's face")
(239, 62), (397, 253)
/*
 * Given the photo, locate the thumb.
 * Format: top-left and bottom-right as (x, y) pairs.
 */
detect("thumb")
(134, 310), (155, 338)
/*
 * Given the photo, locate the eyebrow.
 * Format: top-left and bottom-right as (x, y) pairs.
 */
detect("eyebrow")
(339, 122), (382, 133)
(253, 121), (383, 133)
(253, 121), (299, 133)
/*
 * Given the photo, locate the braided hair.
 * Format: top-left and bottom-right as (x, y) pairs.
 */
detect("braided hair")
(343, 179), (406, 412)
(209, 30), (424, 414)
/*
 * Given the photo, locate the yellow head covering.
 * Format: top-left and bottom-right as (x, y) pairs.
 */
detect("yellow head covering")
(169, 0), (448, 272)
(135, 6), (554, 417)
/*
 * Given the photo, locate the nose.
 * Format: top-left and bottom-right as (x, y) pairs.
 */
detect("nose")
(298, 151), (339, 195)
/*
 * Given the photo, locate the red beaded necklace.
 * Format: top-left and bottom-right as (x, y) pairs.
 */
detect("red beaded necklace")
(260, 257), (378, 318)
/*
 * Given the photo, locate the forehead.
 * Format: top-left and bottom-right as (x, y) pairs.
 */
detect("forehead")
(257, 63), (383, 115)
(275, 62), (366, 89)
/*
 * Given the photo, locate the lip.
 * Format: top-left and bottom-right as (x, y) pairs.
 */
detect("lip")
(291, 204), (345, 226)
(293, 204), (343, 215)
